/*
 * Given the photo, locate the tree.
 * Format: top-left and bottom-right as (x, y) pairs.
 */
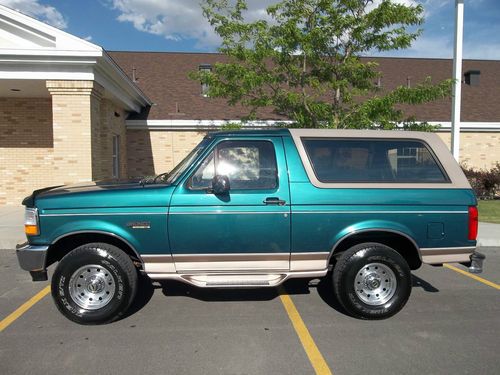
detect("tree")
(191, 0), (452, 129)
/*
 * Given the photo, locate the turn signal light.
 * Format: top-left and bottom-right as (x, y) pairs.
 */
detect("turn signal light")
(25, 225), (39, 236)
(468, 206), (478, 241)
(24, 208), (40, 236)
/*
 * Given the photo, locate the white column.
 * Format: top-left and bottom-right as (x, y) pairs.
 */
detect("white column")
(451, 0), (464, 161)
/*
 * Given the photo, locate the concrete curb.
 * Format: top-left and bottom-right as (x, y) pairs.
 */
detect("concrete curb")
(0, 239), (24, 250)
(477, 239), (500, 247)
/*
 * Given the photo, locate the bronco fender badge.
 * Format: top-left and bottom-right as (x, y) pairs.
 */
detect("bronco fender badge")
(126, 221), (151, 229)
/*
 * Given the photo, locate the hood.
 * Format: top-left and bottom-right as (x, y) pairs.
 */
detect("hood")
(26, 179), (175, 210)
(39, 179), (144, 196)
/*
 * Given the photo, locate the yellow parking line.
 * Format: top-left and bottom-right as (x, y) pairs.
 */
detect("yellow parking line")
(444, 264), (500, 290)
(0, 285), (51, 333)
(278, 287), (333, 375)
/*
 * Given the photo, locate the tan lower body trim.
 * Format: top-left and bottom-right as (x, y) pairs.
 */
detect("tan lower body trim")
(142, 255), (176, 273)
(142, 252), (330, 273)
(173, 253), (290, 271)
(290, 252), (329, 271)
(420, 247), (475, 264)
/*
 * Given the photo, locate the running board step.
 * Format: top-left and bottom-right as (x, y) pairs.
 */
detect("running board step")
(206, 280), (270, 286)
(181, 274), (286, 288)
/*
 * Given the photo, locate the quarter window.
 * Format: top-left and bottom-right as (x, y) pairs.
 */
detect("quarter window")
(190, 140), (278, 190)
(302, 138), (448, 183)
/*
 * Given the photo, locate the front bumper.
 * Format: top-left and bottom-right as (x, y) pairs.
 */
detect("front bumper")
(16, 243), (49, 281)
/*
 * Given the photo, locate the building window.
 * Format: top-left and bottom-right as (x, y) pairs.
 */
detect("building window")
(112, 134), (120, 178)
(199, 64), (212, 97)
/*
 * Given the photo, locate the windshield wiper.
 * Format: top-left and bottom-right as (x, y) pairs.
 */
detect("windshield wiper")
(138, 172), (171, 186)
(153, 172), (170, 184)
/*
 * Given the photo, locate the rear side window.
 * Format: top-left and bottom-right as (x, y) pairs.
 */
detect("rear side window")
(302, 138), (448, 183)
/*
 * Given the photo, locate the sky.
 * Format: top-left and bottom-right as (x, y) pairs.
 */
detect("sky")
(0, 0), (499, 59)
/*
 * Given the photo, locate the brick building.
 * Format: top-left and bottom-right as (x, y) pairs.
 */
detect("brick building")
(1, 5), (499, 205)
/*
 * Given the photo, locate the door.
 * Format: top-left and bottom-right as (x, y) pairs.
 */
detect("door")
(168, 137), (291, 271)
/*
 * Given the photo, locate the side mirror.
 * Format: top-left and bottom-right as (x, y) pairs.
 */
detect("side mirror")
(211, 175), (230, 195)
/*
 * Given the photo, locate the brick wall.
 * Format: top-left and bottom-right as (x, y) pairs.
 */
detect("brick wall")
(0, 81), (129, 206)
(95, 99), (128, 180)
(0, 98), (54, 206)
(126, 129), (500, 179)
(436, 132), (500, 169)
(127, 129), (207, 177)
(47, 80), (103, 185)
(1, 95), (499, 206)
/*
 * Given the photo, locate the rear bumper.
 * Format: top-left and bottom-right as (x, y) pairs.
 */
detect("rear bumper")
(421, 246), (476, 265)
(16, 242), (48, 272)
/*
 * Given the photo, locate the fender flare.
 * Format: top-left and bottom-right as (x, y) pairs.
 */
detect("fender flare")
(51, 230), (145, 269)
(327, 227), (421, 264)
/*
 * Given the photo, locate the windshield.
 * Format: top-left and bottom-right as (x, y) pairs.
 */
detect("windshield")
(159, 137), (212, 184)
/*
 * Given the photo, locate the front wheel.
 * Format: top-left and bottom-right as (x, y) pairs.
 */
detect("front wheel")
(333, 242), (412, 319)
(51, 243), (138, 325)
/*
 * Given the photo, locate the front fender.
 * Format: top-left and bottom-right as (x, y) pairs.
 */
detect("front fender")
(48, 219), (143, 252)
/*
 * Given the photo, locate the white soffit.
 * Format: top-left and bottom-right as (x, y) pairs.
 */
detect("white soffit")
(0, 4), (151, 112)
(125, 119), (500, 132)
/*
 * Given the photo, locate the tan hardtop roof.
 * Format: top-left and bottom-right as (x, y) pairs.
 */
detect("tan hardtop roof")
(289, 128), (441, 140)
(289, 129), (472, 190)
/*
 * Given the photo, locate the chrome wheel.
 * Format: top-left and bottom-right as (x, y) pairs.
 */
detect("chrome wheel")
(354, 262), (397, 306)
(69, 264), (116, 310)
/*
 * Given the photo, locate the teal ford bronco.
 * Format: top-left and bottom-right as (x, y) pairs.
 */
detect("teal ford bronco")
(16, 129), (484, 324)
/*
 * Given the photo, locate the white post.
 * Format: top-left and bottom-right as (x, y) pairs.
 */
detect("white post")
(451, 0), (464, 162)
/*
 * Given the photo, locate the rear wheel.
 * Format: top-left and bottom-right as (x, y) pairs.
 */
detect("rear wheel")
(333, 242), (411, 319)
(51, 243), (138, 325)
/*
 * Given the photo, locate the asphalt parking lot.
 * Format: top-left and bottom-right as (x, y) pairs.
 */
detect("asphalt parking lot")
(1, 248), (499, 375)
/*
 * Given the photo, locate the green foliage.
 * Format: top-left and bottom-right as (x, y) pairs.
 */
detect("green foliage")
(221, 122), (243, 130)
(191, 0), (453, 129)
(462, 162), (500, 199)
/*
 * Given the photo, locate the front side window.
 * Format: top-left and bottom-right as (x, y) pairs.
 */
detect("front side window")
(190, 140), (278, 190)
(302, 138), (448, 183)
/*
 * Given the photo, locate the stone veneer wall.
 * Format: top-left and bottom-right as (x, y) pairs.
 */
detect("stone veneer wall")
(0, 98), (54, 206)
(436, 132), (500, 169)
(126, 129), (207, 177)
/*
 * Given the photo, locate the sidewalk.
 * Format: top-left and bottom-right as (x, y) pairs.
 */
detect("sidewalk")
(0, 206), (499, 249)
(0, 205), (25, 249)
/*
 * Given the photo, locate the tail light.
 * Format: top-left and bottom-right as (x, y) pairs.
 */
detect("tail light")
(468, 206), (478, 241)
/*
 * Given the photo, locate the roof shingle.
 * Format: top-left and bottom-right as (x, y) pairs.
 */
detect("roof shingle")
(108, 51), (500, 122)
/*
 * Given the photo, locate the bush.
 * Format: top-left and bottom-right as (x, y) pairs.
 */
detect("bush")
(461, 163), (500, 199)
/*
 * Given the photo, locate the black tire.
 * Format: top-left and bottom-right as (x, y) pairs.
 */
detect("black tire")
(333, 242), (411, 320)
(51, 242), (138, 325)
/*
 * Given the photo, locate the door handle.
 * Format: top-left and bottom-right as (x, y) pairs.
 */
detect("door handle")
(264, 197), (286, 206)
